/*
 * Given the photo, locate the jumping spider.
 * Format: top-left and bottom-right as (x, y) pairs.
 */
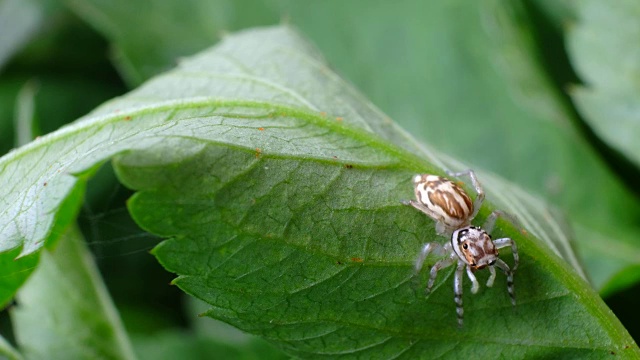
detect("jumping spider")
(403, 169), (519, 327)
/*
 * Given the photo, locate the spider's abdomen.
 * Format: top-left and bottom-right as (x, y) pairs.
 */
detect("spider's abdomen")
(413, 174), (473, 228)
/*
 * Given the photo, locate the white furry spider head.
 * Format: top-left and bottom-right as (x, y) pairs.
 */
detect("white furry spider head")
(452, 226), (498, 271)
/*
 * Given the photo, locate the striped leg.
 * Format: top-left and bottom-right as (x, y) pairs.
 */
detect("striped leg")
(483, 210), (521, 235)
(495, 258), (516, 306)
(415, 242), (449, 274)
(425, 255), (456, 295)
(446, 169), (485, 221)
(486, 265), (497, 287)
(493, 237), (519, 272)
(454, 262), (466, 327)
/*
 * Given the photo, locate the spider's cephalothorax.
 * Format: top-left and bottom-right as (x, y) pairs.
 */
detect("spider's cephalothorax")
(453, 226), (497, 271)
(403, 170), (519, 327)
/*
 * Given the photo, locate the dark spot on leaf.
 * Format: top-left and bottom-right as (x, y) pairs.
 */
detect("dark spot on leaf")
(351, 257), (363, 262)
(255, 148), (262, 158)
(124, 116), (131, 121)
(344, 164), (353, 169)
(43, 182), (47, 186)
(258, 127), (265, 131)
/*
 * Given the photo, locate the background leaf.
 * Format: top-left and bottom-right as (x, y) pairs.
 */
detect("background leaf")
(11, 225), (136, 359)
(568, 0), (640, 172)
(565, 0), (640, 306)
(0, 334), (22, 360)
(132, 299), (286, 360)
(66, 0), (279, 86)
(131, 330), (285, 360)
(0, 0), (54, 71)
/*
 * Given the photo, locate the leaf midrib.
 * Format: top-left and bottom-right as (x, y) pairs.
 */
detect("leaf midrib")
(0, 99), (425, 171)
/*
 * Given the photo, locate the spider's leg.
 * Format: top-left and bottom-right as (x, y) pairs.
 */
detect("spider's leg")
(486, 265), (497, 287)
(495, 258), (516, 306)
(454, 261), (466, 327)
(415, 242), (447, 273)
(483, 210), (521, 235)
(465, 266), (479, 294)
(493, 237), (519, 272)
(446, 169), (484, 220)
(402, 200), (449, 235)
(425, 252), (455, 295)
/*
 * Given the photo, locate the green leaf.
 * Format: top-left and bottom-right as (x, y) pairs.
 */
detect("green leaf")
(132, 299), (287, 360)
(14, 80), (38, 147)
(0, 75), (124, 306)
(600, 264), (640, 299)
(131, 329), (286, 360)
(568, 0), (640, 165)
(568, 1), (640, 170)
(0, 26), (637, 357)
(0, 0), (48, 71)
(565, 0), (640, 294)
(64, 0), (640, 292)
(66, 0), (279, 86)
(0, 249), (38, 309)
(0, 78), (41, 310)
(11, 224), (136, 360)
(129, 282), (288, 359)
(0, 333), (22, 360)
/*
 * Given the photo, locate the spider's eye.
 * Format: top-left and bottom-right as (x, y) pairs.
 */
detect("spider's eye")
(462, 243), (468, 250)
(489, 260), (496, 266)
